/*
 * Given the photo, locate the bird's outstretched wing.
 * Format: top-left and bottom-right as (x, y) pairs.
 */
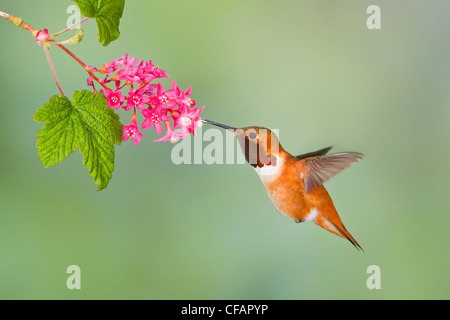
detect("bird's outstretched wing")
(296, 146), (333, 160)
(295, 152), (363, 194)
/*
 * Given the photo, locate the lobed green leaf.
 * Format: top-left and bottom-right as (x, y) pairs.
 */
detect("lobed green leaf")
(34, 90), (123, 190)
(72, 0), (125, 46)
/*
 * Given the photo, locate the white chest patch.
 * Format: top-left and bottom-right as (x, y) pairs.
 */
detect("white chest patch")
(254, 157), (283, 184)
(304, 208), (319, 223)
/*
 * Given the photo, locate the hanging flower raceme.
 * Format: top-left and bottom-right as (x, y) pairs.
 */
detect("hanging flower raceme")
(91, 53), (204, 145)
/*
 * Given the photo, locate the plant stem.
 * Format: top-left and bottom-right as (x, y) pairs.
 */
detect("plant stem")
(0, 10), (9, 19)
(0, 10), (64, 94)
(0, 10), (37, 36)
(52, 17), (89, 37)
(43, 45), (65, 96)
(1, 10), (110, 92)
(54, 43), (111, 91)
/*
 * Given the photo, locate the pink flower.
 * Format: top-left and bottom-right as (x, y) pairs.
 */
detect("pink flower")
(87, 76), (94, 87)
(140, 83), (158, 96)
(141, 106), (171, 135)
(108, 54), (140, 83)
(122, 113), (144, 145)
(154, 122), (184, 143)
(151, 66), (169, 80)
(164, 80), (181, 100)
(162, 81), (195, 108)
(138, 60), (169, 81)
(112, 65), (140, 83)
(98, 53), (129, 74)
(86, 65), (98, 72)
(173, 105), (205, 136)
(178, 85), (196, 109)
(148, 83), (178, 109)
(136, 60), (156, 83)
(125, 87), (150, 111)
(35, 29), (50, 46)
(101, 89), (125, 110)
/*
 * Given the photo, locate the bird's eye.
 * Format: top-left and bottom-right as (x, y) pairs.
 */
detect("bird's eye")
(248, 132), (257, 139)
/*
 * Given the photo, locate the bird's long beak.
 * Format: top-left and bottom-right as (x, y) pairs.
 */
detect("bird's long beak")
(201, 119), (236, 131)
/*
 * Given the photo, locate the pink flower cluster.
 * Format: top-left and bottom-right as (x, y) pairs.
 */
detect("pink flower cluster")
(89, 53), (204, 145)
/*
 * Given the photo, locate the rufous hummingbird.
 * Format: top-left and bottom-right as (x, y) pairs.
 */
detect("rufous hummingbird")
(202, 119), (364, 251)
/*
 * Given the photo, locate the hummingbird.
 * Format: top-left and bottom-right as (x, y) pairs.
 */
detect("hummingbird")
(202, 119), (364, 251)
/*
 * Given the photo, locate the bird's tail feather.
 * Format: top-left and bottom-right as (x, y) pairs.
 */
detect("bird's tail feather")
(315, 212), (363, 251)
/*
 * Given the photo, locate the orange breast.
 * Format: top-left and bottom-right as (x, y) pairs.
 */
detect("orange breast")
(262, 156), (335, 222)
(263, 157), (309, 221)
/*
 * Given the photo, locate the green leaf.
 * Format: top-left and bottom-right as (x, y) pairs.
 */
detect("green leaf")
(34, 90), (123, 190)
(72, 0), (125, 46)
(33, 95), (83, 168)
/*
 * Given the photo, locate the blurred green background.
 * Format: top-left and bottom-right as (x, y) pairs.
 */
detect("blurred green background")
(1, 0), (450, 299)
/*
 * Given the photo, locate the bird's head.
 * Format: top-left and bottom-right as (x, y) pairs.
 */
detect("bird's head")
(202, 120), (282, 168)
